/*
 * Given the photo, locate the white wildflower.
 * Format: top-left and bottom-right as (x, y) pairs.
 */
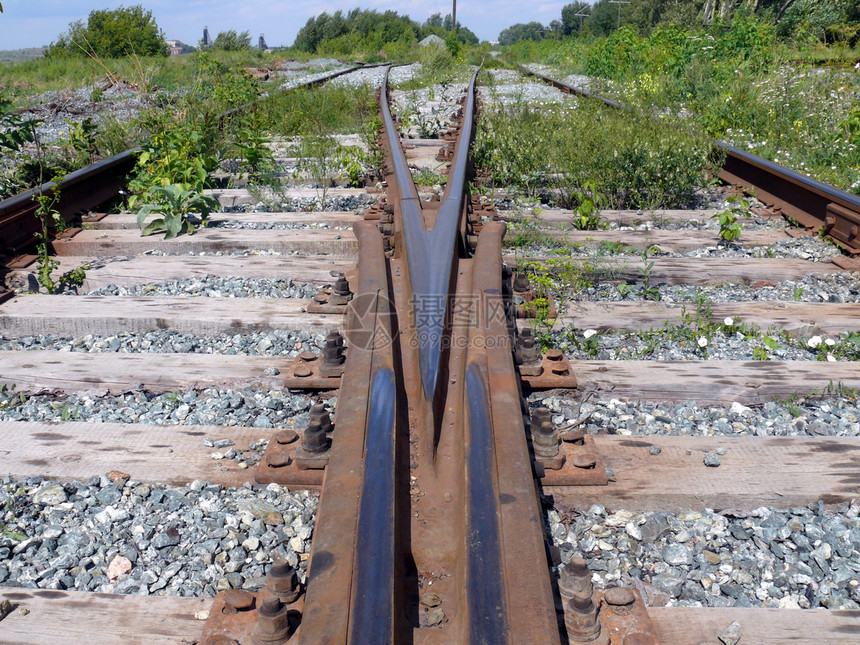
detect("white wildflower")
(723, 317), (734, 326)
(697, 337), (708, 348)
(827, 354), (837, 362)
(583, 329), (598, 339)
(807, 336), (822, 348)
(825, 338), (836, 347)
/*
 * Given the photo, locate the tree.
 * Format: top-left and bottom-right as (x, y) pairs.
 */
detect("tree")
(211, 29), (252, 51)
(498, 21), (547, 45)
(585, 0), (623, 35)
(47, 5), (167, 58)
(561, 1), (591, 34)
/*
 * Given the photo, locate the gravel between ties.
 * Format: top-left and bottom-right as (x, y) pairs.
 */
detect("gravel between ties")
(85, 277), (322, 298)
(0, 329), (327, 356)
(531, 393), (860, 438)
(0, 476), (317, 597)
(547, 501), (860, 610)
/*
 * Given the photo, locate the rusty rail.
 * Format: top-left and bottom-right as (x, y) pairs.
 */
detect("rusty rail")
(519, 66), (860, 256)
(202, 64), (658, 644)
(293, 63), (565, 643)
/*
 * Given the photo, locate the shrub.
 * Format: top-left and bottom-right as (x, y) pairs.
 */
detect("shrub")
(47, 5), (168, 59)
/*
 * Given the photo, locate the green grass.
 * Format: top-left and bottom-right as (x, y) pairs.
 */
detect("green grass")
(0, 50), (277, 107)
(503, 22), (860, 195)
(260, 83), (377, 136)
(473, 88), (715, 210)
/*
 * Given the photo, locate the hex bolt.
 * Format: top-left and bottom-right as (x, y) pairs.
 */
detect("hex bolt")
(531, 408), (559, 459)
(516, 328), (542, 369)
(266, 560), (302, 604)
(532, 420), (560, 460)
(253, 596), (291, 644)
(330, 274), (353, 306)
(559, 556), (593, 599)
(303, 410), (332, 455)
(529, 407), (551, 435)
(308, 403), (333, 435)
(513, 271), (531, 293)
(333, 273), (351, 297)
(322, 331), (346, 367)
(564, 594), (607, 644)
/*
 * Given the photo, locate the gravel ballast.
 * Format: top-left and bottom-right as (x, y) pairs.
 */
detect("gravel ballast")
(0, 329), (327, 356)
(578, 272), (860, 304)
(0, 476), (316, 597)
(85, 277), (322, 298)
(530, 394), (860, 438)
(0, 387), (330, 432)
(547, 501), (860, 609)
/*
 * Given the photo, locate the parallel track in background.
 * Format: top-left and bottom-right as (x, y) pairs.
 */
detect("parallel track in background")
(519, 66), (860, 262)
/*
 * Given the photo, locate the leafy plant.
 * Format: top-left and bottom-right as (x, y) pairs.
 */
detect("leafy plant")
(712, 194), (751, 243)
(520, 256), (595, 345)
(338, 145), (368, 188)
(638, 246), (661, 301)
(293, 134), (342, 210)
(570, 181), (606, 230)
(63, 117), (99, 166)
(136, 184), (219, 238)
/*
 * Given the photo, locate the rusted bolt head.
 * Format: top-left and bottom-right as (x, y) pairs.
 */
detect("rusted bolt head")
(275, 430), (299, 445)
(546, 348), (564, 361)
(223, 589), (255, 613)
(572, 454), (597, 469)
(569, 594), (594, 613)
(293, 365), (312, 378)
(551, 365), (570, 376)
(298, 351), (317, 362)
(267, 453), (290, 468)
(313, 291), (328, 304)
(268, 560), (301, 603)
(254, 597), (290, 643)
(567, 556), (589, 577)
(604, 586), (636, 607)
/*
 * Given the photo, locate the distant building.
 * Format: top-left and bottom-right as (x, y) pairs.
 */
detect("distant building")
(258, 34), (268, 50)
(202, 26), (210, 47)
(165, 39), (193, 56)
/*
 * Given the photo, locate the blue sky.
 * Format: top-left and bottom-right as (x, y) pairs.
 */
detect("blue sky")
(0, 1), (573, 50)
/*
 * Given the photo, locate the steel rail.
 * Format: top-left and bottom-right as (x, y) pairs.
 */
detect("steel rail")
(519, 65), (860, 255)
(378, 66), (481, 402)
(294, 65), (562, 644)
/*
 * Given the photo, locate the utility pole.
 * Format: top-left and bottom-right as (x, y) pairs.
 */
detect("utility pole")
(574, 9), (590, 31)
(452, 0), (457, 35)
(609, 0), (631, 29)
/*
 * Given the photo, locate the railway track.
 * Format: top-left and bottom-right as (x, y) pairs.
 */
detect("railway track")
(0, 62), (859, 643)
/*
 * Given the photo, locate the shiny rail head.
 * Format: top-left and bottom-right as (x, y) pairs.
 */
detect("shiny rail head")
(396, 67), (482, 403)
